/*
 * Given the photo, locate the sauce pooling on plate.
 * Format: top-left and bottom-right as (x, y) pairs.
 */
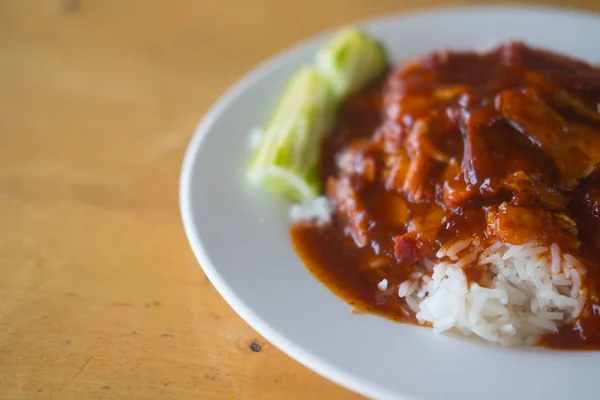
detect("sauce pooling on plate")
(290, 42), (600, 349)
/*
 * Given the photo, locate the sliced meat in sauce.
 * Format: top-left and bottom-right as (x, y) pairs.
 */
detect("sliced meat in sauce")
(291, 42), (600, 349)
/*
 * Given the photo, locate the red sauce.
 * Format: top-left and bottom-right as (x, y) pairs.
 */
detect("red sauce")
(290, 42), (600, 349)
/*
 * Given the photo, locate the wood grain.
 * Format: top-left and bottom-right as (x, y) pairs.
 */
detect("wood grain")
(0, 1), (598, 399)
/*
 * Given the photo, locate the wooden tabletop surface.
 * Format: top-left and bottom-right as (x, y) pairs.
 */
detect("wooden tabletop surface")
(1, 1), (598, 399)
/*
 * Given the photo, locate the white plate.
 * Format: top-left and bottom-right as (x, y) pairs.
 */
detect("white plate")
(180, 6), (600, 400)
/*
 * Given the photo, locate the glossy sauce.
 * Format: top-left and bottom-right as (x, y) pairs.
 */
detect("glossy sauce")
(290, 43), (600, 349)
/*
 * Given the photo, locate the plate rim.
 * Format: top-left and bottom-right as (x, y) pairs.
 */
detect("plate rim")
(180, 5), (600, 400)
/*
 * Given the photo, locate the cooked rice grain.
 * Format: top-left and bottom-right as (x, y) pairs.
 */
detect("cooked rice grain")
(398, 240), (585, 346)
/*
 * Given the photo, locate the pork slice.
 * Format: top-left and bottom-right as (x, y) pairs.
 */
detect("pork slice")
(497, 88), (600, 187)
(326, 177), (370, 248)
(486, 202), (579, 250)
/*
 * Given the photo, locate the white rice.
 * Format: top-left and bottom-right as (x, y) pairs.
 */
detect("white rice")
(399, 239), (586, 346)
(289, 196), (333, 226)
(377, 279), (388, 291)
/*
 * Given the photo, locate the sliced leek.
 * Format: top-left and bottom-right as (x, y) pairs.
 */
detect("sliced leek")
(247, 28), (388, 203)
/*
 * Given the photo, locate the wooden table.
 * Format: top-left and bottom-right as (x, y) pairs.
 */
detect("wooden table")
(1, 1), (598, 399)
